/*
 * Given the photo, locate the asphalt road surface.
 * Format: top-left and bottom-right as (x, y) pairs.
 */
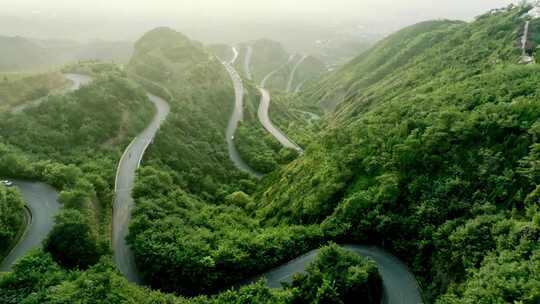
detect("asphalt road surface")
(286, 55), (307, 93)
(222, 60), (263, 178)
(230, 46), (239, 65)
(246, 244), (423, 304)
(0, 181), (60, 271)
(11, 73), (92, 113)
(257, 87), (303, 152)
(257, 56), (303, 152)
(1, 73), (91, 270)
(112, 93), (170, 284)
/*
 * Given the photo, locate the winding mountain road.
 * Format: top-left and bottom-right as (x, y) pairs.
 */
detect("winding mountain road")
(257, 87), (303, 152)
(0, 181), (60, 271)
(249, 56), (423, 303)
(222, 60), (263, 178)
(258, 58), (303, 153)
(248, 245), (423, 304)
(286, 55), (307, 93)
(11, 73), (92, 114)
(230, 46), (239, 65)
(1, 73), (92, 271)
(113, 92), (170, 284)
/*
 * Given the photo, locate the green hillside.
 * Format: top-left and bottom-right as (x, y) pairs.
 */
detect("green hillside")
(0, 72), (69, 111)
(3, 4), (540, 304)
(127, 27), (250, 198)
(0, 63), (154, 273)
(258, 5), (540, 302)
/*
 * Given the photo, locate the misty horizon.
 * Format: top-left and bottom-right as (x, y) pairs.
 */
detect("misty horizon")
(0, 0), (518, 44)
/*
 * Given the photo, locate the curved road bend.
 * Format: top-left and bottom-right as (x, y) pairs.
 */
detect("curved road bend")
(230, 46), (239, 65)
(0, 182), (60, 271)
(1, 73), (91, 270)
(286, 55), (307, 93)
(257, 87), (302, 152)
(246, 244), (422, 304)
(113, 93), (170, 284)
(11, 73), (93, 114)
(258, 57), (303, 152)
(243, 46), (253, 80)
(221, 60), (263, 178)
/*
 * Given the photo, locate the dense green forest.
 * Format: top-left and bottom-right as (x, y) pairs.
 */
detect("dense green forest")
(0, 64), (154, 270)
(0, 244), (380, 304)
(125, 28), (330, 296)
(258, 5), (540, 303)
(0, 187), (26, 260)
(0, 72), (68, 111)
(3, 4), (540, 304)
(127, 27), (252, 201)
(285, 244), (382, 304)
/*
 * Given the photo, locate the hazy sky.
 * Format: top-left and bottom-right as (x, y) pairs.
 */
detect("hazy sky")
(3, 0), (516, 19)
(0, 0), (518, 41)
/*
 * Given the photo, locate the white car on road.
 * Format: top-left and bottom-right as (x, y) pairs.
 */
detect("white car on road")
(1, 180), (14, 187)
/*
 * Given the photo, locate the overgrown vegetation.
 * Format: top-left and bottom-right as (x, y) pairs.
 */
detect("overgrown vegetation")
(128, 167), (323, 295)
(0, 187), (25, 260)
(286, 244), (382, 304)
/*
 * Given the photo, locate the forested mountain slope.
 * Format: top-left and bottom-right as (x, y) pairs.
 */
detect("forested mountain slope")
(128, 27), (251, 198)
(3, 5), (540, 304)
(0, 64), (155, 278)
(257, 5), (540, 302)
(125, 28), (331, 297)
